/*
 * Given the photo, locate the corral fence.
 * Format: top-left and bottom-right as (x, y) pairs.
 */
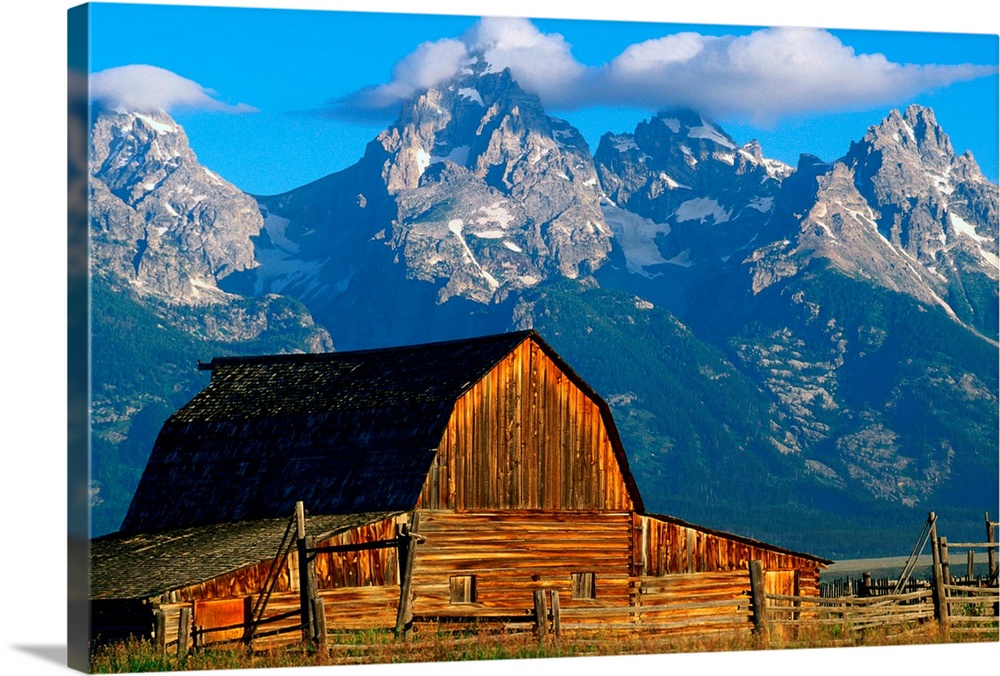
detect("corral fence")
(153, 509), (997, 657)
(753, 511), (998, 643)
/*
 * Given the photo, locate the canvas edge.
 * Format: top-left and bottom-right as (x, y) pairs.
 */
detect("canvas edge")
(68, 3), (92, 672)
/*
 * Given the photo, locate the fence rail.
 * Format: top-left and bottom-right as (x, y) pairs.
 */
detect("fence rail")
(148, 510), (998, 657)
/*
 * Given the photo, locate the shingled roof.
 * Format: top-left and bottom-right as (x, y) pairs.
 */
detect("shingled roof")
(92, 512), (399, 600)
(123, 330), (636, 534)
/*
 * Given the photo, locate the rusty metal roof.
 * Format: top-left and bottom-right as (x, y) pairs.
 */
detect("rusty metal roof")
(91, 512), (399, 600)
(121, 331), (540, 534)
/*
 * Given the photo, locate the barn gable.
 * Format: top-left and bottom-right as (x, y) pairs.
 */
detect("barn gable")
(418, 335), (640, 511)
(121, 330), (642, 534)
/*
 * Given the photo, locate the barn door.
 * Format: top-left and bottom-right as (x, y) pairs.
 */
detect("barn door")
(193, 597), (251, 646)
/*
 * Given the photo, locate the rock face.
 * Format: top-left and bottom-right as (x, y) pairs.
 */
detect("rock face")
(88, 108), (333, 347)
(590, 104), (998, 517)
(254, 61), (611, 336)
(748, 105), (999, 336)
(595, 109), (790, 279)
(89, 110), (261, 303)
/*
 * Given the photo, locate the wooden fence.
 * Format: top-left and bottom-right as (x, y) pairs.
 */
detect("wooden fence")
(151, 510), (998, 655)
(764, 512), (999, 642)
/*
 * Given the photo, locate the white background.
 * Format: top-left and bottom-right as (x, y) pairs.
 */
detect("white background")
(1, 1), (997, 674)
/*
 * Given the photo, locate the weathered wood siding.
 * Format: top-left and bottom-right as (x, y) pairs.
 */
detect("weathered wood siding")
(631, 572), (753, 636)
(165, 516), (401, 603)
(410, 510), (634, 618)
(417, 339), (634, 511)
(313, 517), (400, 589)
(636, 515), (821, 596)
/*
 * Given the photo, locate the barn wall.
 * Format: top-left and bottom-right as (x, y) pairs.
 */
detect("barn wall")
(635, 515), (822, 596)
(169, 516), (402, 603)
(410, 510), (635, 619)
(417, 339), (634, 512)
(313, 517), (401, 589)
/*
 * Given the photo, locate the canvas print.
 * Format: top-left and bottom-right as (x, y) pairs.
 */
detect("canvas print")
(67, 1), (999, 672)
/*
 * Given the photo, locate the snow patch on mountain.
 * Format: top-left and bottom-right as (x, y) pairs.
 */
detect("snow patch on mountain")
(748, 196), (774, 213)
(458, 87), (484, 106)
(660, 117), (681, 133)
(675, 197), (731, 224)
(432, 145), (470, 166)
(449, 218), (500, 289)
(263, 213), (299, 254)
(688, 120), (735, 149)
(136, 113), (177, 134)
(602, 202), (671, 278)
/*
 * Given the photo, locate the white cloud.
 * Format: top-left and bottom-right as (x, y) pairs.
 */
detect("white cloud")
(334, 21), (996, 122)
(467, 17), (587, 103)
(594, 27), (996, 122)
(90, 65), (258, 114)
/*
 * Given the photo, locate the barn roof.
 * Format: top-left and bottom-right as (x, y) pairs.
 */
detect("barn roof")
(121, 330), (643, 534)
(91, 512), (400, 600)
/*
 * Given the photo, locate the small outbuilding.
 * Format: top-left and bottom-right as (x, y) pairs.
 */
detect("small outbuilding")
(91, 330), (828, 647)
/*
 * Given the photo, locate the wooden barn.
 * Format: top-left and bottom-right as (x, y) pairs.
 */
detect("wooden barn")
(90, 330), (828, 648)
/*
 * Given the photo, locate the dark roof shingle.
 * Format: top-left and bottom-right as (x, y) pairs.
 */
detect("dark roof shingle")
(121, 332), (534, 534)
(92, 512), (399, 600)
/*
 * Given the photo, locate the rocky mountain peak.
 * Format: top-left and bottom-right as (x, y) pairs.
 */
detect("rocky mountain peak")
(89, 108), (263, 304)
(856, 104), (955, 176)
(257, 62), (612, 314)
(842, 105), (998, 286)
(88, 108), (332, 349)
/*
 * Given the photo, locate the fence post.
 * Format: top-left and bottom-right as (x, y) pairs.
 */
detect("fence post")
(987, 512), (997, 583)
(989, 512), (999, 616)
(533, 589), (549, 640)
(394, 521), (416, 638)
(967, 550), (975, 583)
(177, 606), (192, 659)
(312, 597), (328, 650)
(295, 502), (315, 643)
(242, 596), (254, 646)
(940, 537), (951, 586)
(550, 590), (561, 639)
(930, 513), (947, 628)
(748, 560), (770, 643)
(154, 611), (167, 653)
(861, 572), (871, 598)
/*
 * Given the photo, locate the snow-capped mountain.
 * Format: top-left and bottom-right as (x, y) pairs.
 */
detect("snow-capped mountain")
(89, 109), (261, 304)
(88, 108), (333, 346)
(85, 78), (998, 554)
(249, 60), (612, 347)
(595, 109), (790, 275)
(748, 105), (999, 337)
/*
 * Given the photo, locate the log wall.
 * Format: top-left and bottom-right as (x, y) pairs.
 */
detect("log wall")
(636, 515), (821, 596)
(417, 339), (635, 512)
(410, 510), (634, 619)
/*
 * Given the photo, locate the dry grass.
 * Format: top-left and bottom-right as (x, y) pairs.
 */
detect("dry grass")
(90, 622), (997, 673)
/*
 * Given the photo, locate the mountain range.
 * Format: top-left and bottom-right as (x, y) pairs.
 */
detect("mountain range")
(86, 62), (998, 558)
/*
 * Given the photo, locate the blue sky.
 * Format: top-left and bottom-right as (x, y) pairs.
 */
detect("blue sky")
(85, 1), (999, 196)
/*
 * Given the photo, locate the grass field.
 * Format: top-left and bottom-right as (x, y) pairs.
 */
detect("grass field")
(90, 622), (997, 673)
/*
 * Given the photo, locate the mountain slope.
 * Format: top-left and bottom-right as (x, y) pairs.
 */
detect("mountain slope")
(88, 108), (334, 534)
